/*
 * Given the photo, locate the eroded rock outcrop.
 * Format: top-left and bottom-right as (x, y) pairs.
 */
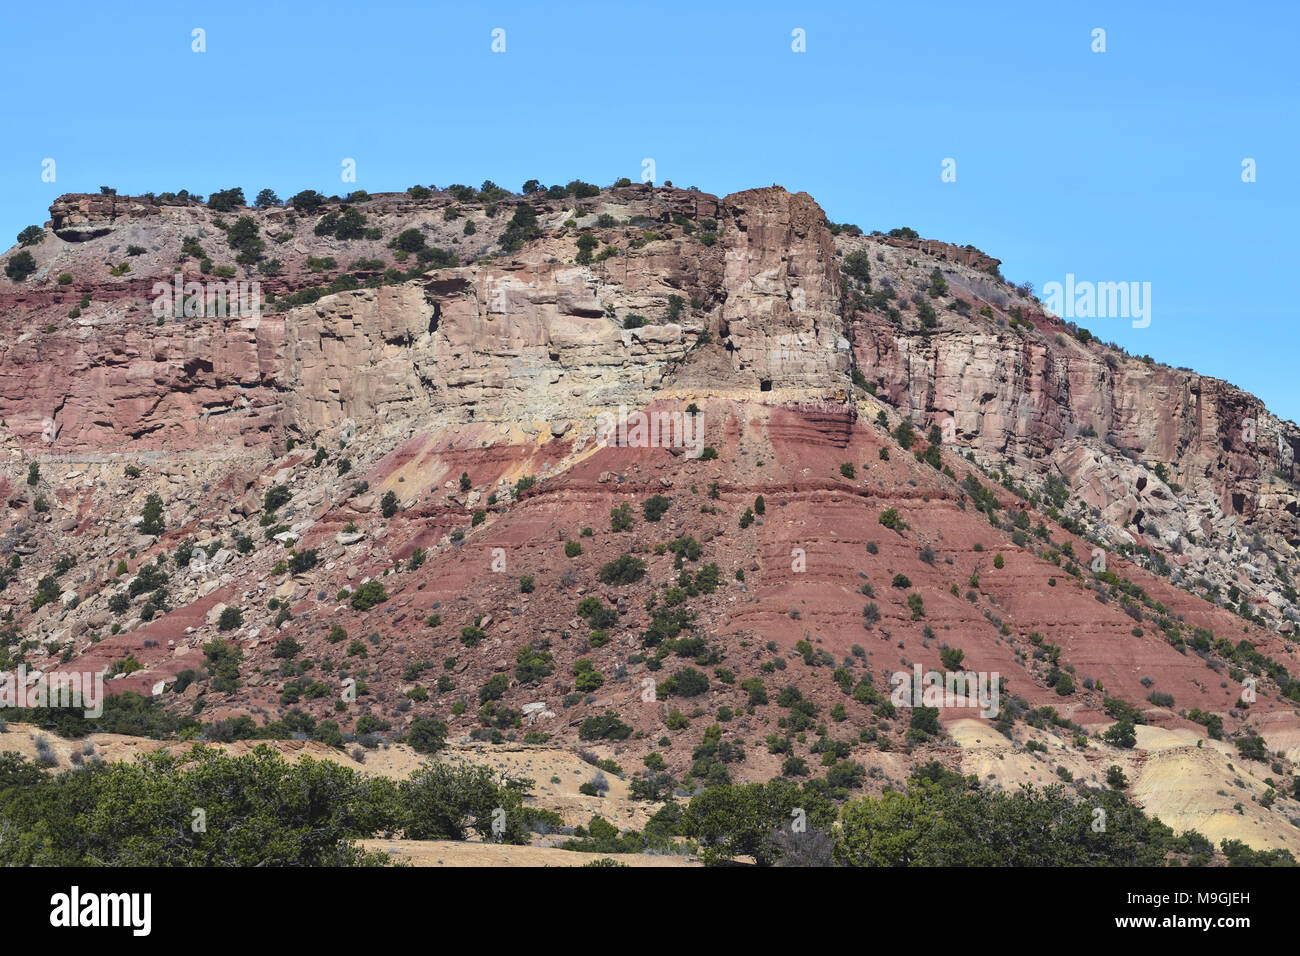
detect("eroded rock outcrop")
(720, 188), (850, 389)
(49, 193), (164, 241)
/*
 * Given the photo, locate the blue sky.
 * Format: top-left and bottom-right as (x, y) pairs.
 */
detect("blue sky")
(2, 1), (1295, 419)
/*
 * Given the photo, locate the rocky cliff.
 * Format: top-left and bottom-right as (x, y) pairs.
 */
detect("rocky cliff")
(2, 179), (1299, 852)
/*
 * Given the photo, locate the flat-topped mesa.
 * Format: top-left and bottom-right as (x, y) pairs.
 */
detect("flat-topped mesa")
(8, 179), (1294, 564)
(8, 178), (1300, 793)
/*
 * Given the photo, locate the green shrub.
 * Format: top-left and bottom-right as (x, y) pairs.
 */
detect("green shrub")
(406, 717), (449, 755)
(659, 667), (709, 698)
(5, 251), (37, 281)
(289, 190), (326, 213)
(610, 503), (634, 532)
(598, 554), (646, 585)
(1102, 719), (1137, 749)
(842, 249), (872, 284)
(573, 658), (604, 692)
(1234, 734), (1269, 762)
(139, 493), (166, 536)
(499, 204), (540, 252)
(579, 712), (633, 741)
(207, 187), (246, 212)
(642, 496), (672, 522)
(349, 581), (388, 611)
(288, 549), (318, 574)
(515, 642), (554, 683)
(878, 508), (906, 532)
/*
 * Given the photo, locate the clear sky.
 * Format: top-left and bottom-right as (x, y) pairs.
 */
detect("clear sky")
(2, 1), (1295, 419)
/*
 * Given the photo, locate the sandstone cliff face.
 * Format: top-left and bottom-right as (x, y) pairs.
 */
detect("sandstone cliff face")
(5, 186), (859, 453)
(278, 187), (852, 439)
(0, 307), (281, 453)
(719, 188), (850, 389)
(845, 237), (1300, 559)
(275, 269), (700, 440)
